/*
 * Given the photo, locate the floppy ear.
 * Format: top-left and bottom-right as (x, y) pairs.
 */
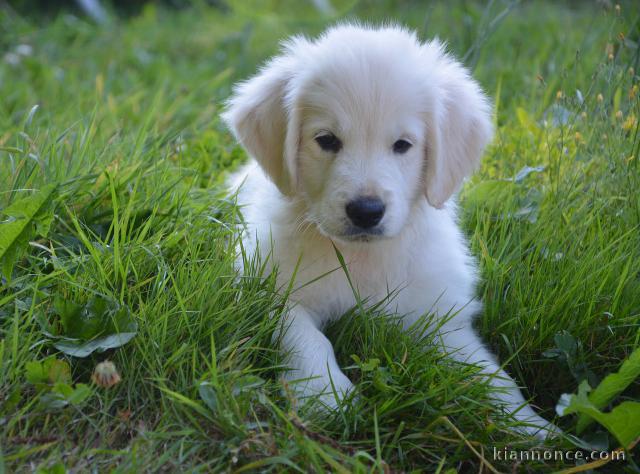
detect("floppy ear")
(423, 46), (493, 208)
(221, 53), (301, 196)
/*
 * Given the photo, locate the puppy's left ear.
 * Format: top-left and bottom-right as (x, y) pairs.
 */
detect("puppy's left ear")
(423, 45), (493, 208)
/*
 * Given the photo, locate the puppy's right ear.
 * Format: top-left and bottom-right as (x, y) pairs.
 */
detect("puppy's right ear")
(222, 53), (300, 196)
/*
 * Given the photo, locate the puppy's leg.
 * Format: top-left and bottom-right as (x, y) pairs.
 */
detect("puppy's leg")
(438, 321), (557, 439)
(278, 305), (354, 408)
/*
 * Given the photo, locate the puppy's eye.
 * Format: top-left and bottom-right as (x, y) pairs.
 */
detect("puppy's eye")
(315, 133), (342, 153)
(392, 139), (413, 154)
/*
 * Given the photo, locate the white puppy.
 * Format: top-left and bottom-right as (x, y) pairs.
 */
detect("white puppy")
(223, 24), (553, 437)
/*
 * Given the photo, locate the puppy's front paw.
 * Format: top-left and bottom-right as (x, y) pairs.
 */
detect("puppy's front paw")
(284, 368), (355, 410)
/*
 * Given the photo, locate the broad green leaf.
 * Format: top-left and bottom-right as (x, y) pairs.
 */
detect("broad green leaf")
(0, 184), (57, 280)
(52, 382), (92, 405)
(38, 391), (70, 411)
(54, 332), (137, 357)
(67, 384), (92, 405)
(359, 358), (381, 372)
(577, 346), (640, 433)
(48, 296), (138, 357)
(198, 382), (218, 412)
(25, 361), (51, 385)
(53, 298), (85, 338)
(53, 296), (135, 340)
(557, 381), (640, 448)
(38, 382), (92, 411)
(25, 358), (71, 387)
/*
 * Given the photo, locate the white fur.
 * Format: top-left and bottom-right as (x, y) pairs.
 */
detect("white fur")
(223, 24), (555, 438)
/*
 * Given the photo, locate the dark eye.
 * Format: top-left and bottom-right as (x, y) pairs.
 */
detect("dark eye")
(393, 139), (413, 154)
(315, 133), (342, 153)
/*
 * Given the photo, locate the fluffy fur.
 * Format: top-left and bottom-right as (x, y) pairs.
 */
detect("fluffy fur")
(223, 24), (554, 437)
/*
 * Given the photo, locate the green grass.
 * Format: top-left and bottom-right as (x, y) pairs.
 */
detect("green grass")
(1, 0), (640, 472)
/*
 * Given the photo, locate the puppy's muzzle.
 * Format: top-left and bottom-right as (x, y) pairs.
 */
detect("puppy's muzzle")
(345, 196), (385, 229)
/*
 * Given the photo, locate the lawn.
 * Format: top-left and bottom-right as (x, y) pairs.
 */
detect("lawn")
(1, 0), (640, 472)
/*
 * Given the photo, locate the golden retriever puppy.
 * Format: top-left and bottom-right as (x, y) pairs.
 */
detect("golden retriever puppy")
(223, 24), (555, 438)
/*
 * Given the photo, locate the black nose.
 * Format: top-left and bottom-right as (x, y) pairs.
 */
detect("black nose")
(345, 196), (385, 229)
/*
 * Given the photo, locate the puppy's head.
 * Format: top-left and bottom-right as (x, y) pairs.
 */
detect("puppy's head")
(223, 24), (493, 242)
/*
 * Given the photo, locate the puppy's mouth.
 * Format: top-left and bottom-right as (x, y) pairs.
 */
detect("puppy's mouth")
(311, 216), (388, 243)
(334, 226), (386, 243)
